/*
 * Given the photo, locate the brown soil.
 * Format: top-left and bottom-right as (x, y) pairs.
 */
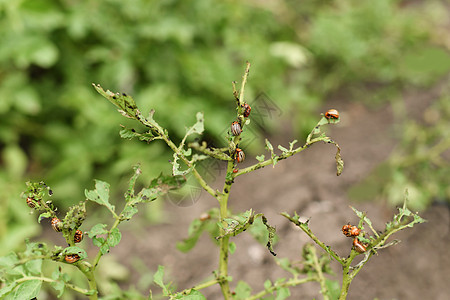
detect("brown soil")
(100, 81), (450, 300)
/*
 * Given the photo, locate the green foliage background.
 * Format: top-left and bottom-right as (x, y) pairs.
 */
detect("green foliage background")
(1, 0), (449, 257)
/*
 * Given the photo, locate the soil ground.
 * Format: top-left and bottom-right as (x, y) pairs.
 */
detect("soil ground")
(105, 81), (450, 300)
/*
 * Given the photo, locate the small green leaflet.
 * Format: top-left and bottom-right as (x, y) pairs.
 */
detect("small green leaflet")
(265, 139), (278, 167)
(107, 228), (122, 248)
(216, 210), (255, 240)
(277, 145), (289, 153)
(325, 279), (340, 300)
(234, 281), (252, 299)
(87, 225), (121, 254)
(88, 223), (108, 236)
(85, 180), (115, 215)
(177, 218), (219, 252)
(289, 140), (298, 151)
(38, 212), (52, 223)
(153, 265), (170, 296)
(51, 267), (66, 298)
(275, 287), (290, 300)
(229, 242), (237, 254)
(264, 279), (272, 290)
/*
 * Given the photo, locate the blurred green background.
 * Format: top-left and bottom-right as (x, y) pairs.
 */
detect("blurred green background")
(1, 0), (450, 257)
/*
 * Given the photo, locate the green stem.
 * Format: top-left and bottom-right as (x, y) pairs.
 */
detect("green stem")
(188, 142), (231, 161)
(218, 236), (231, 299)
(234, 138), (328, 177)
(338, 251), (359, 300)
(92, 217), (121, 268)
(238, 62), (251, 106)
(192, 279), (220, 291)
(159, 129), (217, 199)
(76, 263), (98, 300)
(280, 212), (344, 264)
(175, 279), (221, 297)
(308, 245), (329, 300)
(248, 276), (316, 300)
(217, 161), (235, 299)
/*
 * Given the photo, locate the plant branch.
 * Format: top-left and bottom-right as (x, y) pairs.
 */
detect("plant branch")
(75, 263), (98, 299)
(281, 212), (344, 265)
(248, 276), (317, 300)
(308, 244), (330, 300)
(188, 141), (231, 161)
(238, 62), (251, 106)
(217, 160), (235, 299)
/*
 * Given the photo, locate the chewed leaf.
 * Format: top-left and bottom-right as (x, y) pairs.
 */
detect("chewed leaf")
(177, 215), (219, 252)
(107, 228), (122, 248)
(289, 140), (298, 151)
(179, 112), (204, 150)
(335, 146), (344, 176)
(93, 84), (138, 120)
(265, 139), (278, 167)
(265, 139), (274, 152)
(350, 206), (365, 219)
(262, 216), (277, 256)
(119, 126), (156, 142)
(172, 154), (193, 176)
(87, 223), (108, 237)
(62, 246), (87, 260)
(38, 212), (52, 223)
(85, 180), (115, 215)
(256, 154), (265, 162)
(306, 124), (321, 143)
(216, 210), (260, 240)
(188, 112), (204, 135)
(278, 145), (289, 152)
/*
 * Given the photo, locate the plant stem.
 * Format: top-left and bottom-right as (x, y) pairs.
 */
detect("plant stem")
(217, 161), (235, 299)
(160, 129), (217, 199)
(238, 62), (251, 106)
(280, 212), (344, 264)
(308, 245), (330, 300)
(248, 276), (316, 300)
(76, 263), (98, 300)
(191, 279), (221, 291)
(218, 235), (231, 299)
(234, 137), (330, 177)
(338, 251), (359, 300)
(92, 217), (121, 268)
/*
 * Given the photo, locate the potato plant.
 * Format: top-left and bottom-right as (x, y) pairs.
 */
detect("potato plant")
(0, 63), (425, 300)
